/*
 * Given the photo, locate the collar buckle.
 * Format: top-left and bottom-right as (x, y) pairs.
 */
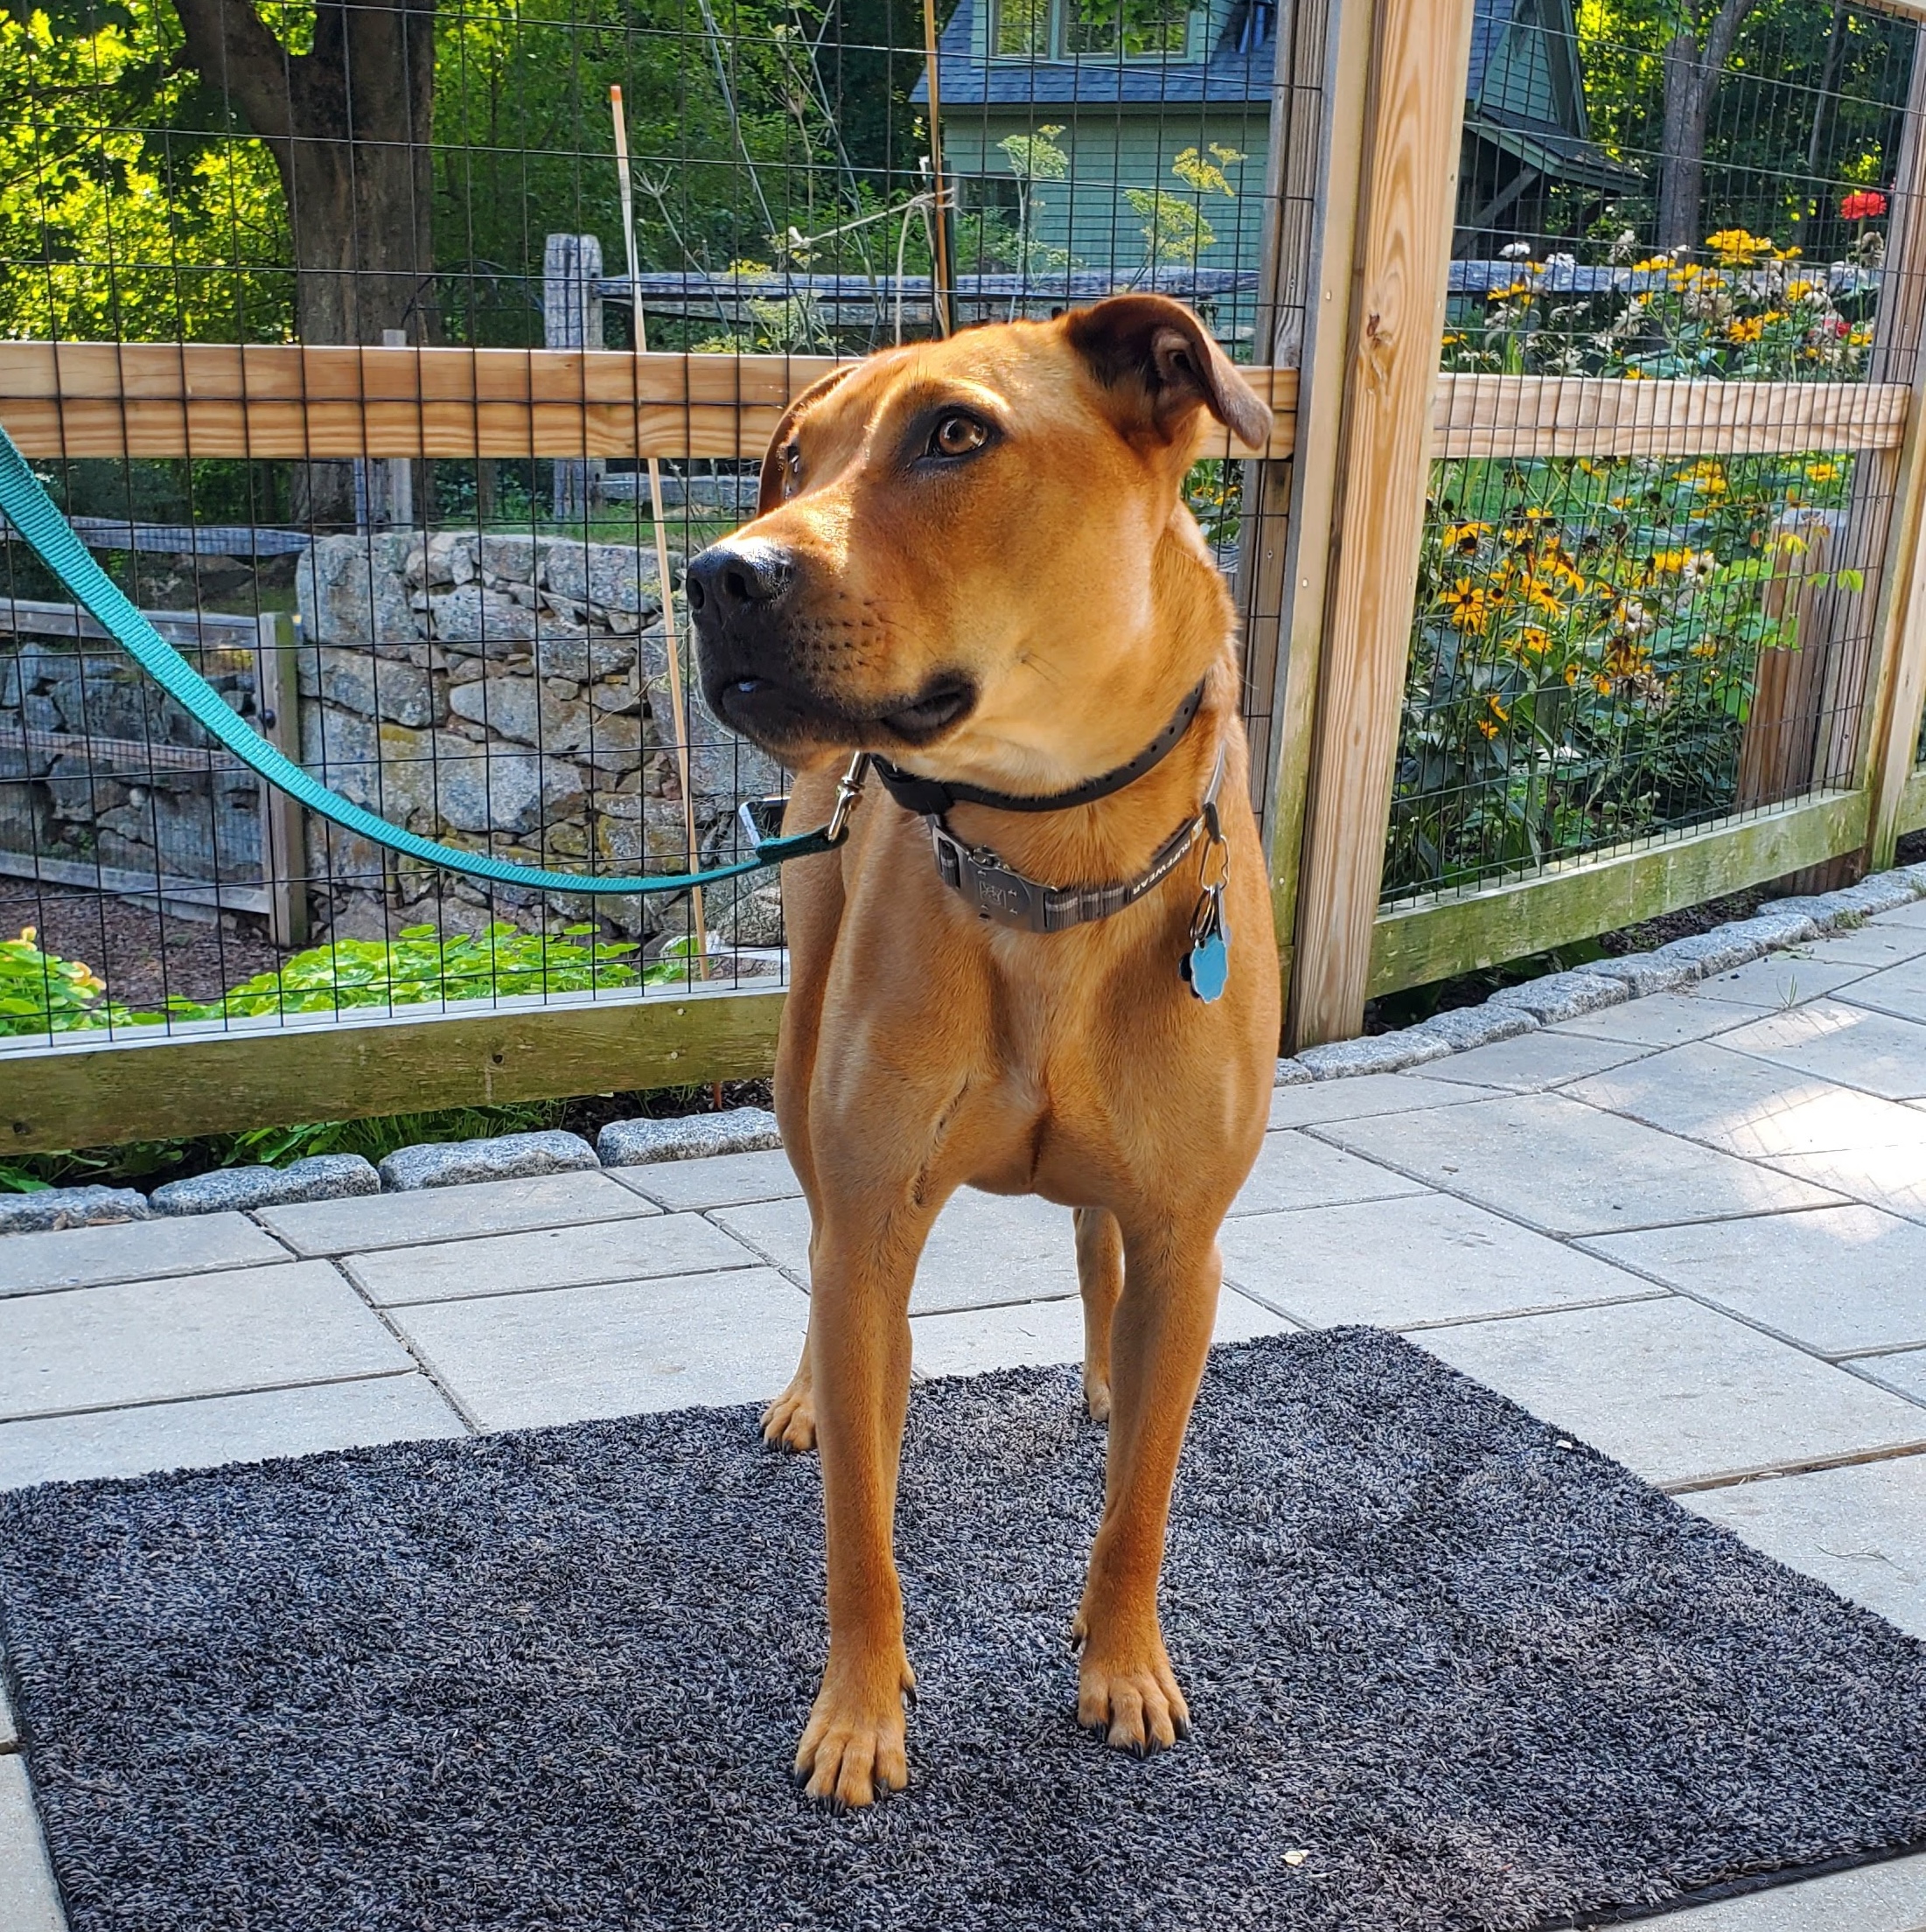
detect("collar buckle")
(931, 822), (1049, 931)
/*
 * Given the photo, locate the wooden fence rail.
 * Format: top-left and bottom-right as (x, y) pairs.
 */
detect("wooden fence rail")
(0, 343), (1909, 464)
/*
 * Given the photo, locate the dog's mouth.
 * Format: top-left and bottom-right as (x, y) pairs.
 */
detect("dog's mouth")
(708, 668), (978, 755)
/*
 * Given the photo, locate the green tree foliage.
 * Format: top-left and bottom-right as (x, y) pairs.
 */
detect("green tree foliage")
(0, 0), (290, 340)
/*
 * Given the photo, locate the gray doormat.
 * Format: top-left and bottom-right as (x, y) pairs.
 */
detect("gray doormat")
(2, 1329), (1923, 1932)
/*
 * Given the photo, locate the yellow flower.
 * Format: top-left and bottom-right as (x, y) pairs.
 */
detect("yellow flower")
(1593, 673), (1615, 694)
(17, 926), (34, 944)
(1805, 461), (1842, 483)
(1688, 639), (1720, 659)
(1622, 368), (1644, 381)
(1476, 717), (1499, 739)
(1705, 227), (1772, 265)
(1441, 520), (1491, 552)
(1785, 279), (1818, 300)
(1487, 694), (1511, 722)
(1726, 316), (1764, 345)
(1605, 636), (1652, 678)
(1518, 625), (1552, 657)
(1632, 255), (1672, 272)
(1850, 324), (1874, 346)
(1444, 578), (1490, 634)
(1525, 580), (1566, 619)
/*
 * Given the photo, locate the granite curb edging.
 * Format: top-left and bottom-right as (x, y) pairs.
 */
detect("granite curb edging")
(5, 860), (1924, 1233)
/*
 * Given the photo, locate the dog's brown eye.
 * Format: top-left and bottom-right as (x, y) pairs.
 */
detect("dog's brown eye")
(930, 414), (988, 458)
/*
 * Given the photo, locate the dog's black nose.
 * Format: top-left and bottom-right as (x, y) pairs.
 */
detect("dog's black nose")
(685, 539), (792, 621)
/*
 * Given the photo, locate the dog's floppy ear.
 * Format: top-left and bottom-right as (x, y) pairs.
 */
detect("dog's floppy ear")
(1063, 295), (1272, 452)
(755, 362), (861, 517)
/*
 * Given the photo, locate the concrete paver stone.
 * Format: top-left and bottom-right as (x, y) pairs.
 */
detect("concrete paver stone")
(1227, 1133), (1429, 1218)
(1685, 1456), (1926, 1643)
(1855, 1350), (1926, 1405)
(1549, 992), (1761, 1049)
(378, 1129), (599, 1191)
(1693, 950), (1873, 1010)
(1657, 1852), (1926, 1931)
(1414, 1297), (1926, 1489)
(1219, 1190), (1658, 1331)
(1720, 999), (1926, 1103)
(1587, 1206), (1926, 1357)
(1267, 1071), (1491, 1130)
(392, 1267), (809, 1431)
(0, 1374), (465, 1491)
(1315, 1091), (1843, 1237)
(0, 1755), (64, 1932)
(0, 1213), (287, 1299)
(257, 1169), (658, 1257)
(908, 1286), (1293, 1383)
(1567, 1042), (1926, 1162)
(609, 1147), (803, 1212)
(1407, 1029), (1653, 1093)
(0, 1262), (413, 1422)
(343, 1211), (758, 1307)
(713, 1188), (1082, 1314)
(1836, 953), (1926, 1027)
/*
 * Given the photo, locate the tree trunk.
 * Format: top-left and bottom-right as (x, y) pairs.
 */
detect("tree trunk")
(173, 0), (436, 525)
(1791, 0), (1851, 249)
(1657, 31), (1713, 248)
(1654, 0), (1764, 251)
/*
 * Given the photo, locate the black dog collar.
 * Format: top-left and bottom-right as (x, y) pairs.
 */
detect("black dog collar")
(870, 680), (1206, 819)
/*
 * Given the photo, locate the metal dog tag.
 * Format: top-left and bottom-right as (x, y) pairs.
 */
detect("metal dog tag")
(1183, 889), (1231, 1002)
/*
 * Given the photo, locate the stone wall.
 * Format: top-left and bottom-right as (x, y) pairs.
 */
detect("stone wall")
(0, 635), (264, 896)
(295, 531), (784, 947)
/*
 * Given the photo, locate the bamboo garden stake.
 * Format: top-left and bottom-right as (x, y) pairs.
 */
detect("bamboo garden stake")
(612, 85), (710, 984)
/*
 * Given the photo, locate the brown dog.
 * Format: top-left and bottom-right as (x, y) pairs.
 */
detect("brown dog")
(685, 296), (1280, 1807)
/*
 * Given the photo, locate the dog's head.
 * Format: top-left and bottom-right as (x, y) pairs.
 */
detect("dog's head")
(686, 296), (1271, 781)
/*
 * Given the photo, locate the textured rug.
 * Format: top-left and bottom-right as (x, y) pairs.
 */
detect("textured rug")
(3, 1328), (1924, 1932)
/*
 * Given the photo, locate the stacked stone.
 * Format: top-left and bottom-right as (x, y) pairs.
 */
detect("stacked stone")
(295, 532), (783, 946)
(0, 637), (262, 892)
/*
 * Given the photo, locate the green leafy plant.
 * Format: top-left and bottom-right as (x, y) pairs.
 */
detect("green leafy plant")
(1125, 145), (1242, 275)
(0, 929), (155, 1037)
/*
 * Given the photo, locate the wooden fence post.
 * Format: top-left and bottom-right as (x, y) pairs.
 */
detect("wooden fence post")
(544, 234), (605, 520)
(1235, 0), (1373, 1029)
(1287, 0), (1476, 1048)
(255, 610), (309, 950)
(1860, 42), (1926, 872)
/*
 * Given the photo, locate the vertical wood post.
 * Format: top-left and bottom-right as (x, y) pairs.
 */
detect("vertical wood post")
(1237, 0), (1373, 1027)
(544, 234), (604, 520)
(1287, 0), (1476, 1048)
(256, 610), (309, 950)
(1859, 41), (1926, 872)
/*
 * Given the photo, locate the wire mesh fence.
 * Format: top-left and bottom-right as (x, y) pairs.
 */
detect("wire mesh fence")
(1, 0), (1300, 1050)
(4, 0), (1926, 1063)
(1387, 0), (1924, 907)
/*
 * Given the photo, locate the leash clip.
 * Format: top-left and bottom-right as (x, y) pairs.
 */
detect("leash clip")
(826, 752), (870, 846)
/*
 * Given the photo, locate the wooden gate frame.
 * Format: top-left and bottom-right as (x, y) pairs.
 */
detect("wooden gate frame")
(1273, 0), (1926, 1046)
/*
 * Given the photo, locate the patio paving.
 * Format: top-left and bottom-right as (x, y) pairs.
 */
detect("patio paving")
(6, 904), (1926, 1927)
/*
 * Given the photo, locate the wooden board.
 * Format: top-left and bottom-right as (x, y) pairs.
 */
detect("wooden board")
(0, 343), (1297, 462)
(1900, 762), (1926, 834)
(0, 985), (785, 1154)
(1286, 0), (1478, 1048)
(1368, 791), (1868, 996)
(1434, 374), (1909, 459)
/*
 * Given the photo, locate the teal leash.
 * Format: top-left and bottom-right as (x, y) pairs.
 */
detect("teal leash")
(0, 422), (848, 896)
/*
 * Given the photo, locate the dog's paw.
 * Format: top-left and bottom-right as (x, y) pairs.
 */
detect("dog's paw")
(1081, 1371), (1111, 1424)
(761, 1377), (817, 1453)
(794, 1653), (916, 1808)
(1074, 1627), (1190, 1756)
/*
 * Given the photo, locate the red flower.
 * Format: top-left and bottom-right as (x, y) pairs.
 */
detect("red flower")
(1840, 189), (1888, 221)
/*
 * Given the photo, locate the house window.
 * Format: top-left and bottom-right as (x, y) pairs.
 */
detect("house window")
(991, 0), (1200, 60)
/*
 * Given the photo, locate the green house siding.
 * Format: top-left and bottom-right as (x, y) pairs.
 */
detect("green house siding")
(943, 112), (1274, 279)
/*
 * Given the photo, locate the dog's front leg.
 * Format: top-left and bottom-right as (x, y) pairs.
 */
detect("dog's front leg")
(1072, 1216), (1220, 1756)
(792, 1210), (921, 1807)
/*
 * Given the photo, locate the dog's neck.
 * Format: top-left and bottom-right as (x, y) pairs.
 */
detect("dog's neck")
(929, 539), (1239, 896)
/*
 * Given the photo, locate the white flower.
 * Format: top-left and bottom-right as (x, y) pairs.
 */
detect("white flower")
(1499, 241), (1532, 260)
